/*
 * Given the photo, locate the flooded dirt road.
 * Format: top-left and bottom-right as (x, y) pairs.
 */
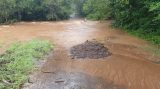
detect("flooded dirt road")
(0, 19), (160, 89)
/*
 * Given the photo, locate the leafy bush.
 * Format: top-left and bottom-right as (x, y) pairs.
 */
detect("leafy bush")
(83, 0), (111, 20)
(0, 40), (53, 89)
(80, 0), (160, 45)
(111, 0), (160, 45)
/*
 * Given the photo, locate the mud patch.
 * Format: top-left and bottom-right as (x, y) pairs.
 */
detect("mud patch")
(23, 71), (125, 89)
(70, 40), (111, 59)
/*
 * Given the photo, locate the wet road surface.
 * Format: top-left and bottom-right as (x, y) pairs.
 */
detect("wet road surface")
(0, 19), (160, 89)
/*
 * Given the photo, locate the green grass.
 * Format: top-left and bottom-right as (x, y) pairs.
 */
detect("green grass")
(126, 30), (160, 56)
(128, 30), (160, 46)
(140, 46), (160, 57)
(0, 39), (53, 89)
(0, 42), (3, 48)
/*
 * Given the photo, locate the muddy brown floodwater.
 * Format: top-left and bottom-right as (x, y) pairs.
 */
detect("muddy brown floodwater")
(0, 19), (160, 89)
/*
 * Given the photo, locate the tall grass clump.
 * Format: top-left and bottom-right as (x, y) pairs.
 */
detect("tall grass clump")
(0, 39), (53, 89)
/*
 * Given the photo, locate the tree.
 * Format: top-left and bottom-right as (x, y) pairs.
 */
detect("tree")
(0, 0), (73, 23)
(0, 0), (16, 23)
(83, 0), (111, 20)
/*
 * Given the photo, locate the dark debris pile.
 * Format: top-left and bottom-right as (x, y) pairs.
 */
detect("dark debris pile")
(70, 40), (111, 59)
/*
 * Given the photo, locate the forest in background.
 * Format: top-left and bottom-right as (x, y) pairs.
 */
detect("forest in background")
(0, 0), (159, 45)
(0, 0), (72, 23)
(75, 0), (160, 45)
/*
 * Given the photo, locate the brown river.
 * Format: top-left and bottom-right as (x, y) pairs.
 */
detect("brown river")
(0, 19), (160, 89)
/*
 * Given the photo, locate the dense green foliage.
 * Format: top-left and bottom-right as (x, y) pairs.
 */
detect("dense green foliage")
(80, 0), (160, 45)
(0, 40), (53, 89)
(73, 0), (86, 17)
(83, 0), (111, 20)
(0, 0), (73, 23)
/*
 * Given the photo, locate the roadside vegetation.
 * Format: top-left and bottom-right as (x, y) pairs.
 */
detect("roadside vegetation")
(0, 0), (159, 45)
(0, 40), (53, 89)
(0, 0), (73, 23)
(75, 0), (160, 45)
(0, 42), (2, 48)
(140, 46), (160, 57)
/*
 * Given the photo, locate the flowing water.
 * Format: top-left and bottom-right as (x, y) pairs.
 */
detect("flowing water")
(0, 19), (160, 89)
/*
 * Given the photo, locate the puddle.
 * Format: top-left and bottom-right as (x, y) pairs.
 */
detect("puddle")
(23, 71), (125, 89)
